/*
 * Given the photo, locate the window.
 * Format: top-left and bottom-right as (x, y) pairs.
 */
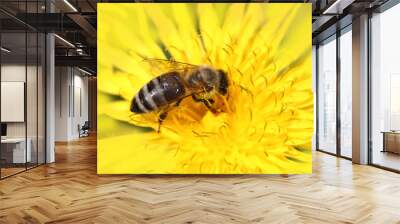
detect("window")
(371, 2), (400, 171)
(317, 36), (337, 154)
(339, 27), (352, 158)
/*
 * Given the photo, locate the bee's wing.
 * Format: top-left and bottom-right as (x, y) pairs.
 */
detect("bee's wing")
(141, 58), (199, 75)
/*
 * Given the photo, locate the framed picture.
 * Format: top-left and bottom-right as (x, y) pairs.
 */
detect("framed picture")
(98, 3), (313, 174)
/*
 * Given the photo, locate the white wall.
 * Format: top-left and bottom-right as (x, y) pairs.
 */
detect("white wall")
(55, 67), (70, 141)
(1, 64), (26, 81)
(55, 67), (89, 141)
(72, 73), (89, 138)
(1, 65), (36, 138)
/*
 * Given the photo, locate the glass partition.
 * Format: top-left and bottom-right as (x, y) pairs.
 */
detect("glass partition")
(0, 1), (46, 179)
(38, 32), (45, 165)
(27, 30), (38, 169)
(1, 30), (28, 177)
(26, 0), (42, 169)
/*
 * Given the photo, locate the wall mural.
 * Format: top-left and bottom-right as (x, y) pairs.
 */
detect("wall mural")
(98, 3), (313, 174)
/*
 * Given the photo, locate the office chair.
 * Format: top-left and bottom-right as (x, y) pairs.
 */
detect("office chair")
(79, 121), (90, 138)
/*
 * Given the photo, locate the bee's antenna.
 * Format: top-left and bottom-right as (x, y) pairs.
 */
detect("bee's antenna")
(138, 54), (148, 61)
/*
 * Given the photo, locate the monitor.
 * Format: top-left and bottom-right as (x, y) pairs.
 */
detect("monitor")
(1, 123), (7, 137)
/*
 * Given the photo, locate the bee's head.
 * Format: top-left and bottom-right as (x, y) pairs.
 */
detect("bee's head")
(217, 70), (229, 95)
(190, 67), (229, 95)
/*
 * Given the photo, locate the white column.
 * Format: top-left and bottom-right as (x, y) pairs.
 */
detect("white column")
(352, 14), (369, 164)
(46, 33), (55, 163)
(45, 1), (55, 163)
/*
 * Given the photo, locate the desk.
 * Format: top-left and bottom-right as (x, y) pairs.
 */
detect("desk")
(381, 131), (400, 154)
(1, 138), (31, 163)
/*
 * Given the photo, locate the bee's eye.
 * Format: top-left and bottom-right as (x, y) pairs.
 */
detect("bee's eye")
(219, 86), (228, 95)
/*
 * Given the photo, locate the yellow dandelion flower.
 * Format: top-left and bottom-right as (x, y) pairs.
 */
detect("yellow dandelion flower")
(98, 3), (313, 174)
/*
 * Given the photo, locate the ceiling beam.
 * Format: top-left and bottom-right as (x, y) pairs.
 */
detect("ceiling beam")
(312, 15), (335, 33)
(67, 13), (97, 45)
(55, 55), (96, 68)
(13, 13), (82, 32)
(322, 0), (356, 14)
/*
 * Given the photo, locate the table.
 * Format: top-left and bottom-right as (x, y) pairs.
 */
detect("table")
(1, 138), (31, 163)
(381, 131), (400, 154)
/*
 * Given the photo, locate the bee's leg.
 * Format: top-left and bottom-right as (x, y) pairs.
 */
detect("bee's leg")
(192, 94), (217, 113)
(204, 101), (217, 113)
(157, 111), (168, 133)
(175, 98), (183, 107)
(192, 94), (208, 103)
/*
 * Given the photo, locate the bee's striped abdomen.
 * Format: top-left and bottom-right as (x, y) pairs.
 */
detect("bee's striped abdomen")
(130, 72), (186, 114)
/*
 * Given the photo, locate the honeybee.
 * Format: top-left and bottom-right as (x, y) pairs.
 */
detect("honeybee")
(130, 58), (229, 132)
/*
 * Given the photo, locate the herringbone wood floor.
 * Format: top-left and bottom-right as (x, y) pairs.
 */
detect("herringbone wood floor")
(1, 135), (400, 224)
